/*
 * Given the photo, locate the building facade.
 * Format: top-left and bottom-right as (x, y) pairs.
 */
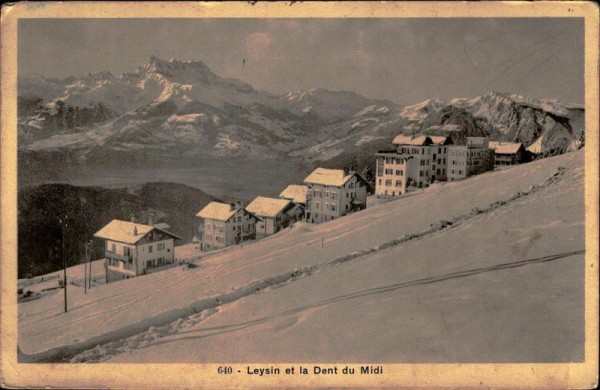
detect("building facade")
(304, 168), (369, 224)
(279, 184), (308, 220)
(447, 137), (495, 181)
(375, 152), (414, 197)
(197, 201), (257, 252)
(246, 196), (302, 238)
(392, 135), (452, 185)
(489, 142), (528, 166)
(94, 219), (182, 283)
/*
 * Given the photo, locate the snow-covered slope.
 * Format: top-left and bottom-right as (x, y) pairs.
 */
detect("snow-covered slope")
(18, 150), (585, 363)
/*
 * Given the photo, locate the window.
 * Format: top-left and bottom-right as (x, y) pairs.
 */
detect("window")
(438, 147), (441, 153)
(385, 168), (393, 174)
(111, 243), (116, 252)
(147, 260), (152, 268)
(204, 234), (212, 241)
(395, 170), (403, 176)
(331, 205), (336, 211)
(385, 179), (392, 186)
(346, 193), (349, 198)
(331, 192), (337, 199)
(438, 159), (441, 164)
(148, 245), (153, 253)
(395, 180), (403, 187)
(433, 154), (437, 160)
(238, 216), (242, 222)
(233, 226), (236, 231)
(315, 202), (320, 209)
(419, 171), (423, 177)
(157, 243), (165, 251)
(325, 191), (330, 198)
(378, 179), (382, 185)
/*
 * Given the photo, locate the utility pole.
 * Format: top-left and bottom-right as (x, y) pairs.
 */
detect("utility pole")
(59, 216), (68, 313)
(88, 239), (93, 290)
(84, 242), (88, 295)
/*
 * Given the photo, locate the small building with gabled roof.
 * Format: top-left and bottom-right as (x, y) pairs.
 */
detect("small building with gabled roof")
(490, 142), (528, 166)
(196, 201), (257, 252)
(279, 184), (309, 206)
(94, 219), (182, 283)
(246, 196), (302, 237)
(303, 168), (369, 224)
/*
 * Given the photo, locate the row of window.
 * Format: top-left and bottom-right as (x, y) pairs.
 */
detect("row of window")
(312, 190), (338, 199)
(398, 146), (447, 155)
(146, 257), (167, 269)
(203, 234), (225, 243)
(383, 168), (404, 176)
(380, 179), (403, 187)
(384, 157), (407, 165)
(108, 242), (166, 255)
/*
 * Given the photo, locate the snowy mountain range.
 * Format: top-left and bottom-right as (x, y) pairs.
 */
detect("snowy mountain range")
(18, 56), (585, 164)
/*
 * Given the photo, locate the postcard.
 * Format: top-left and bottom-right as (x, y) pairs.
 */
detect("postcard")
(1, 1), (598, 388)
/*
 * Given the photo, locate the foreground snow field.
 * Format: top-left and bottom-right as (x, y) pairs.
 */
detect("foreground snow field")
(18, 150), (585, 363)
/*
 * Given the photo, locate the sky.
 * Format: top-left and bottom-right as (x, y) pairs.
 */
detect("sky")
(18, 18), (584, 105)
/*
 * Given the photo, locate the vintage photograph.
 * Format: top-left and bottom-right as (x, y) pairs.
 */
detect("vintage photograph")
(1, 1), (598, 388)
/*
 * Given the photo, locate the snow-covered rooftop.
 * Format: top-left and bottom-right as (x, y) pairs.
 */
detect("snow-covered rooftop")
(94, 220), (179, 244)
(495, 142), (523, 155)
(392, 134), (430, 146)
(429, 136), (450, 145)
(279, 184), (309, 205)
(153, 222), (171, 230)
(246, 197), (291, 218)
(303, 168), (354, 187)
(196, 201), (238, 221)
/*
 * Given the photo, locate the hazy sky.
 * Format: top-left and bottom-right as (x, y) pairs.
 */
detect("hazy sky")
(18, 18), (584, 104)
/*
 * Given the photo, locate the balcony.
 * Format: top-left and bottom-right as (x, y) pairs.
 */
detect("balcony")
(105, 250), (131, 262)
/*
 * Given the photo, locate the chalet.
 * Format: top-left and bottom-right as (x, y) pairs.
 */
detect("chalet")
(279, 184), (308, 220)
(279, 184), (308, 206)
(94, 219), (182, 283)
(196, 201), (257, 252)
(447, 137), (495, 181)
(489, 141), (528, 166)
(246, 196), (303, 238)
(303, 168), (369, 224)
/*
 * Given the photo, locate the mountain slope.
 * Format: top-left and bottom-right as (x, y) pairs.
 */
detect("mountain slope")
(18, 57), (583, 167)
(18, 149), (585, 363)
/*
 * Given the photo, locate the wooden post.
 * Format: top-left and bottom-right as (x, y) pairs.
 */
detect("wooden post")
(84, 242), (88, 295)
(60, 217), (68, 313)
(88, 240), (93, 290)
